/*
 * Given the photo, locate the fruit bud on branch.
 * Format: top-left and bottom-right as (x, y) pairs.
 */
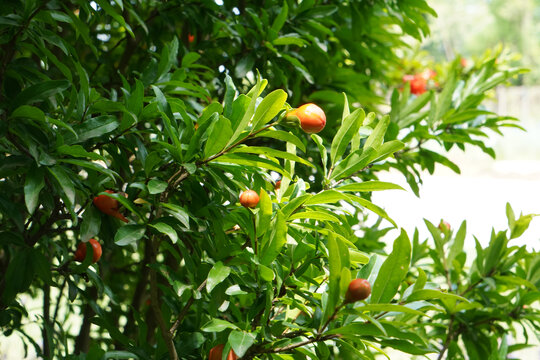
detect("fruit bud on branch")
(345, 278), (371, 303)
(282, 103), (326, 134)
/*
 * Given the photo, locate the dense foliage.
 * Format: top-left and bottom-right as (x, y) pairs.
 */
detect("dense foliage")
(0, 0), (538, 359)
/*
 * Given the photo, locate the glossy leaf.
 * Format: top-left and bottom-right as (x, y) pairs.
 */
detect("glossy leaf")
(24, 166), (45, 214)
(114, 225), (146, 246)
(251, 89), (287, 130)
(371, 230), (411, 304)
(331, 108), (365, 166)
(206, 262), (231, 293)
(228, 330), (255, 357)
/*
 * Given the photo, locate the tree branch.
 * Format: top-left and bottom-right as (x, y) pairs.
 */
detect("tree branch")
(437, 316), (455, 360)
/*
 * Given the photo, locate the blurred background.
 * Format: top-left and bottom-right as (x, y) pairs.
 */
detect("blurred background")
(375, 0), (540, 257)
(376, 0), (540, 358)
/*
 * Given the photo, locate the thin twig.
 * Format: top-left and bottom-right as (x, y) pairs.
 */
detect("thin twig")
(437, 316), (455, 360)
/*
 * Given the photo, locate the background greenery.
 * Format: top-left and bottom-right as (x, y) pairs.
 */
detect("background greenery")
(0, 0), (538, 359)
(423, 0), (540, 85)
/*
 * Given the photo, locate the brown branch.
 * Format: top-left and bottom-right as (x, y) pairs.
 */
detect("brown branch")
(317, 303), (345, 336)
(122, 236), (152, 338)
(149, 243), (178, 360)
(74, 287), (97, 354)
(52, 278), (67, 326)
(42, 283), (51, 358)
(437, 316), (455, 360)
(26, 200), (71, 247)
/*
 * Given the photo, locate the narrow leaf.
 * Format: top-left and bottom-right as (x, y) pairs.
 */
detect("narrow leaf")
(371, 230), (411, 303)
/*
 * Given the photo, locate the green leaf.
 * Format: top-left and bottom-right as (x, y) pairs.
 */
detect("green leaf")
(251, 89), (287, 130)
(371, 140), (405, 163)
(157, 37), (179, 79)
(269, 1), (288, 39)
(312, 134), (328, 177)
(201, 319), (239, 332)
(494, 275), (537, 290)
(13, 80), (70, 108)
(114, 225), (146, 246)
(506, 203), (516, 230)
(225, 285), (247, 296)
(371, 230), (411, 303)
(10, 105), (45, 122)
(65, 116), (119, 144)
(326, 233), (342, 319)
(510, 212), (538, 239)
(231, 146), (314, 168)
(80, 206), (101, 242)
(331, 108), (364, 166)
(289, 210), (340, 223)
(281, 194), (311, 218)
(56, 144), (103, 160)
(350, 249), (370, 265)
(260, 210), (287, 265)
(305, 190), (348, 205)
(364, 115), (389, 150)
(406, 289), (469, 303)
(59, 159), (118, 181)
(212, 153), (288, 177)
(152, 86), (183, 161)
(1, 249), (35, 303)
(280, 53), (313, 84)
(419, 149), (461, 174)
(228, 330), (255, 357)
(326, 322), (427, 346)
(272, 35), (307, 47)
(355, 304), (427, 317)
(256, 189), (272, 237)
(102, 351), (140, 359)
(206, 261), (231, 293)
(147, 179), (168, 194)
(149, 222), (178, 244)
(161, 203), (190, 228)
(258, 264), (275, 282)
(443, 109), (494, 125)
(424, 219), (445, 261)
(413, 268), (427, 293)
(47, 166), (76, 208)
(74, 60), (90, 101)
(223, 74), (237, 118)
(335, 181), (404, 192)
(432, 71), (457, 125)
(346, 194), (397, 227)
(24, 166), (45, 214)
(330, 147), (378, 181)
(226, 77), (264, 146)
(182, 52), (201, 68)
(484, 231), (507, 273)
(448, 221), (466, 263)
(204, 116), (233, 159)
(397, 91), (433, 124)
(379, 339), (434, 356)
(253, 129), (306, 153)
(126, 79), (144, 117)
